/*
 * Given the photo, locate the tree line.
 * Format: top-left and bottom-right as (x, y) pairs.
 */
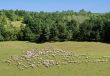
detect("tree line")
(0, 10), (110, 42)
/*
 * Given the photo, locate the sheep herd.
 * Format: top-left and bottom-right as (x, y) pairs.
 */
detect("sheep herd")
(5, 47), (110, 70)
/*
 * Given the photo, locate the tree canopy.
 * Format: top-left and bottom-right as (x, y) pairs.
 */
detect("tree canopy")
(0, 9), (110, 43)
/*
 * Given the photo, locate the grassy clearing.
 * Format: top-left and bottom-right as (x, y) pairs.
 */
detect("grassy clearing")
(64, 15), (89, 23)
(0, 41), (110, 76)
(11, 21), (23, 27)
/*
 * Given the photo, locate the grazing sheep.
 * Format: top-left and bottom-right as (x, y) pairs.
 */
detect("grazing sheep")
(42, 60), (50, 67)
(5, 47), (110, 70)
(68, 61), (79, 64)
(5, 60), (11, 64)
(30, 64), (36, 68)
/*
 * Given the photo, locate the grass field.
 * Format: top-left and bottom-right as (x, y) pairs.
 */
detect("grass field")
(0, 41), (110, 76)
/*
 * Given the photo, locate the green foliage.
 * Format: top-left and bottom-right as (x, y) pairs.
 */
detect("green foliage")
(0, 10), (110, 42)
(0, 33), (4, 41)
(3, 25), (18, 40)
(102, 18), (110, 41)
(67, 19), (79, 40)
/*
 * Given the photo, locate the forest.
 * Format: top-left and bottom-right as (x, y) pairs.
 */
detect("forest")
(0, 9), (110, 43)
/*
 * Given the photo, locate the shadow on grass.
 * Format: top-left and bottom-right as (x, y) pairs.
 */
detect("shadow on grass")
(26, 39), (110, 44)
(1, 39), (110, 44)
(100, 41), (110, 44)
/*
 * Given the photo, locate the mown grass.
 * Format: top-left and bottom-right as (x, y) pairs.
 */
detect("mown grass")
(0, 41), (110, 76)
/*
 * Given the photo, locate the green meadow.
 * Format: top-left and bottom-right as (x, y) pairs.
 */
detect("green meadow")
(0, 41), (110, 76)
